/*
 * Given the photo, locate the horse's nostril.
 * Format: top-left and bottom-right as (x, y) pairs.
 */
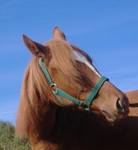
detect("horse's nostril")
(116, 98), (126, 113)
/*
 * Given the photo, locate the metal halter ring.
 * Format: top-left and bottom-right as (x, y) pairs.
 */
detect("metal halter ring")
(79, 101), (90, 111)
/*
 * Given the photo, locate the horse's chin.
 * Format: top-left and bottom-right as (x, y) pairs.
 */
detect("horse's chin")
(101, 111), (117, 124)
(91, 108), (128, 126)
(98, 110), (128, 125)
(91, 110), (115, 125)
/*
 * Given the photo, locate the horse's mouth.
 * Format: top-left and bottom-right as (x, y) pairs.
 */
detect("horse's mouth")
(91, 109), (116, 124)
(100, 110), (117, 123)
(100, 110), (128, 124)
(91, 106), (128, 125)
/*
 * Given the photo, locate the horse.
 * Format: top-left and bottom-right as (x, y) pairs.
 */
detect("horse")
(16, 27), (129, 150)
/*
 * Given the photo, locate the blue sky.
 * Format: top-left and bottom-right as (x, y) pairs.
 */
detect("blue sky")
(0, 0), (138, 124)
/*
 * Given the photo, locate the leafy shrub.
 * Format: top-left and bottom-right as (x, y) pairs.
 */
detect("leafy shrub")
(0, 121), (31, 150)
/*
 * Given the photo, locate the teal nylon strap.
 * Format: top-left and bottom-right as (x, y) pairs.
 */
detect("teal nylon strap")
(85, 76), (109, 106)
(53, 88), (82, 106)
(39, 58), (53, 85)
(39, 57), (109, 110)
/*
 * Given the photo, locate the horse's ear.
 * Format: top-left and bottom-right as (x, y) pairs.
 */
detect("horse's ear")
(53, 27), (67, 41)
(23, 34), (49, 57)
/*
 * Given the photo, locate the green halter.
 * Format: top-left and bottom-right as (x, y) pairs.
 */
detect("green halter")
(39, 57), (109, 111)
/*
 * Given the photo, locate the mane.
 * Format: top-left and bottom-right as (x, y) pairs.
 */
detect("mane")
(16, 57), (55, 138)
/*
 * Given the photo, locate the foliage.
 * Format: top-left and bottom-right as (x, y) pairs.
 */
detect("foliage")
(0, 121), (31, 150)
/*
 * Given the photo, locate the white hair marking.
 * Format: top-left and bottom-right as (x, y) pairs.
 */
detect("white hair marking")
(73, 51), (101, 77)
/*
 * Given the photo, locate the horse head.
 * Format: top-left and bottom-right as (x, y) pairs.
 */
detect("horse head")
(22, 27), (129, 124)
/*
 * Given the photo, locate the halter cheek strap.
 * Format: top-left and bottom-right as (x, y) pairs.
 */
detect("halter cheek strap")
(39, 57), (109, 111)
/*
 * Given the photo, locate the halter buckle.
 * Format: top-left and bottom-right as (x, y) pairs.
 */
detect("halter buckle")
(50, 83), (57, 94)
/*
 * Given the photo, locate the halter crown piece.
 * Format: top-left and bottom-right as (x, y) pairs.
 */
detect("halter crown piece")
(39, 57), (109, 111)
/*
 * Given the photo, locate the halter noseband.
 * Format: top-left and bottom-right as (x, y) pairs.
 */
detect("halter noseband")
(39, 57), (109, 111)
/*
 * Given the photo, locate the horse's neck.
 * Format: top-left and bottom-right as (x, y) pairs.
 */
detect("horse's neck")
(29, 107), (107, 150)
(29, 104), (138, 150)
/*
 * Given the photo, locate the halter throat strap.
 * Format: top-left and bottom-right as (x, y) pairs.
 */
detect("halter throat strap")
(39, 57), (109, 110)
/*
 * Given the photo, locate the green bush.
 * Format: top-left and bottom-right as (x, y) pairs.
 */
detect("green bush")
(0, 121), (31, 150)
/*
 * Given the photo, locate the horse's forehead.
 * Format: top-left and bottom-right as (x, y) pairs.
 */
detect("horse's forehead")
(73, 50), (101, 77)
